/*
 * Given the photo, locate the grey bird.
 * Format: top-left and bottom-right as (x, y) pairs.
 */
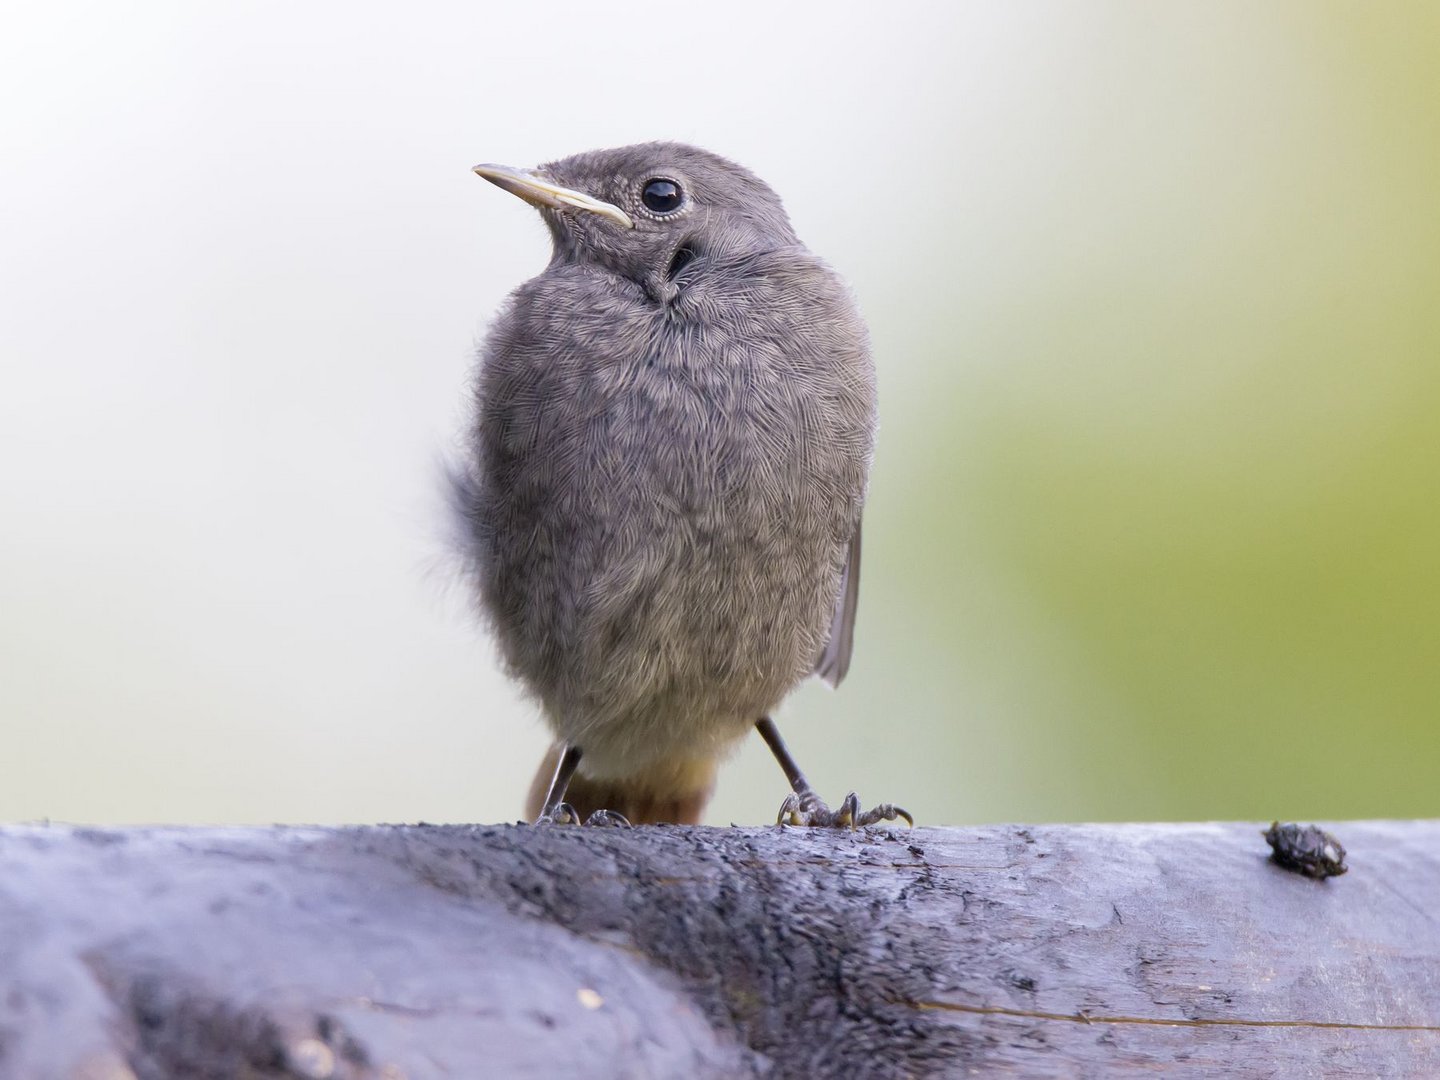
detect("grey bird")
(451, 142), (908, 828)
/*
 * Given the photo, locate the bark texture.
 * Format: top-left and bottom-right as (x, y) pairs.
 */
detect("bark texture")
(1, 821), (1436, 1079)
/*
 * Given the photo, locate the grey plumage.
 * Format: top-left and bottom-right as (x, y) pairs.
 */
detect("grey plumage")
(452, 142), (877, 823)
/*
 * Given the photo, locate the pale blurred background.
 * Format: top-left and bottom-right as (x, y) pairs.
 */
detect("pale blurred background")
(2, 2), (1437, 826)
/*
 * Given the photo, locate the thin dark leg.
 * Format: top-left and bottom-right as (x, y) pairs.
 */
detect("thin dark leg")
(536, 743), (582, 823)
(534, 744), (630, 827)
(755, 716), (816, 797)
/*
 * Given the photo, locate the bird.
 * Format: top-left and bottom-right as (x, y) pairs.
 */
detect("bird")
(450, 141), (908, 828)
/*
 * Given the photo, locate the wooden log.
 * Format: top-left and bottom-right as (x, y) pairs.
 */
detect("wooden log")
(0, 821), (1435, 1078)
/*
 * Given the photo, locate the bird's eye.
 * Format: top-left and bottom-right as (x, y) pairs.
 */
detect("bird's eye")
(641, 178), (683, 214)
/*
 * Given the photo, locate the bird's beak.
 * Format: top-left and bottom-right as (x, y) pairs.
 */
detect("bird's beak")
(472, 163), (635, 230)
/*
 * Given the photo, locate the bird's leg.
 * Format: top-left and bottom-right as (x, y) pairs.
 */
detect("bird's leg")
(534, 743), (583, 824)
(755, 716), (912, 829)
(532, 744), (631, 827)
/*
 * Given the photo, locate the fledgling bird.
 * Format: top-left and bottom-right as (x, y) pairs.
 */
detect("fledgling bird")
(451, 142), (908, 828)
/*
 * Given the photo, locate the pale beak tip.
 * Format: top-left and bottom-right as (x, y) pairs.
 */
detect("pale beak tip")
(471, 161), (635, 230)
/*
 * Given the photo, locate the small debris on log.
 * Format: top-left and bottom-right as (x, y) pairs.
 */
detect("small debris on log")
(1263, 821), (1348, 879)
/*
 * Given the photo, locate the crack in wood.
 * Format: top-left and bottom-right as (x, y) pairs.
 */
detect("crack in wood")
(906, 999), (1440, 1034)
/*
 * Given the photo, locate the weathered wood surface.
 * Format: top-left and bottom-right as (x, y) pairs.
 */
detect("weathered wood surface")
(0, 821), (1436, 1079)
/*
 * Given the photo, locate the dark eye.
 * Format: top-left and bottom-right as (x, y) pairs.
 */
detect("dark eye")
(641, 178), (683, 214)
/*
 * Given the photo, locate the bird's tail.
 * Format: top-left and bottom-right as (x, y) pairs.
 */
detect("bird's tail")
(524, 743), (716, 825)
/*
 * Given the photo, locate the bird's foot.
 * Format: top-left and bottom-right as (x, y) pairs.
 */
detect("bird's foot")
(581, 809), (632, 827)
(776, 790), (913, 829)
(535, 803), (631, 827)
(535, 802), (581, 825)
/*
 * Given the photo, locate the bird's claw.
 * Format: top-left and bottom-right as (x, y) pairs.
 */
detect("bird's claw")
(534, 803), (631, 827)
(582, 809), (632, 827)
(776, 790), (913, 829)
(536, 802), (581, 825)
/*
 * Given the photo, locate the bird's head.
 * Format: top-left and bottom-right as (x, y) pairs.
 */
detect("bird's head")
(473, 142), (799, 302)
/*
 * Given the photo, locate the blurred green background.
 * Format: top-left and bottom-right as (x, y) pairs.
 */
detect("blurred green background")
(2, 2), (1436, 826)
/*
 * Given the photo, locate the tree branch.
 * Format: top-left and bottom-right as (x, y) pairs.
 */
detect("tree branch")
(2, 821), (1436, 1078)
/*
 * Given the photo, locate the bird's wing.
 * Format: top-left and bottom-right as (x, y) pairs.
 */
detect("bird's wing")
(814, 519), (862, 687)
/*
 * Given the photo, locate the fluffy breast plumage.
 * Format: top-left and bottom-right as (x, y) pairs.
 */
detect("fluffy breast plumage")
(463, 250), (874, 773)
